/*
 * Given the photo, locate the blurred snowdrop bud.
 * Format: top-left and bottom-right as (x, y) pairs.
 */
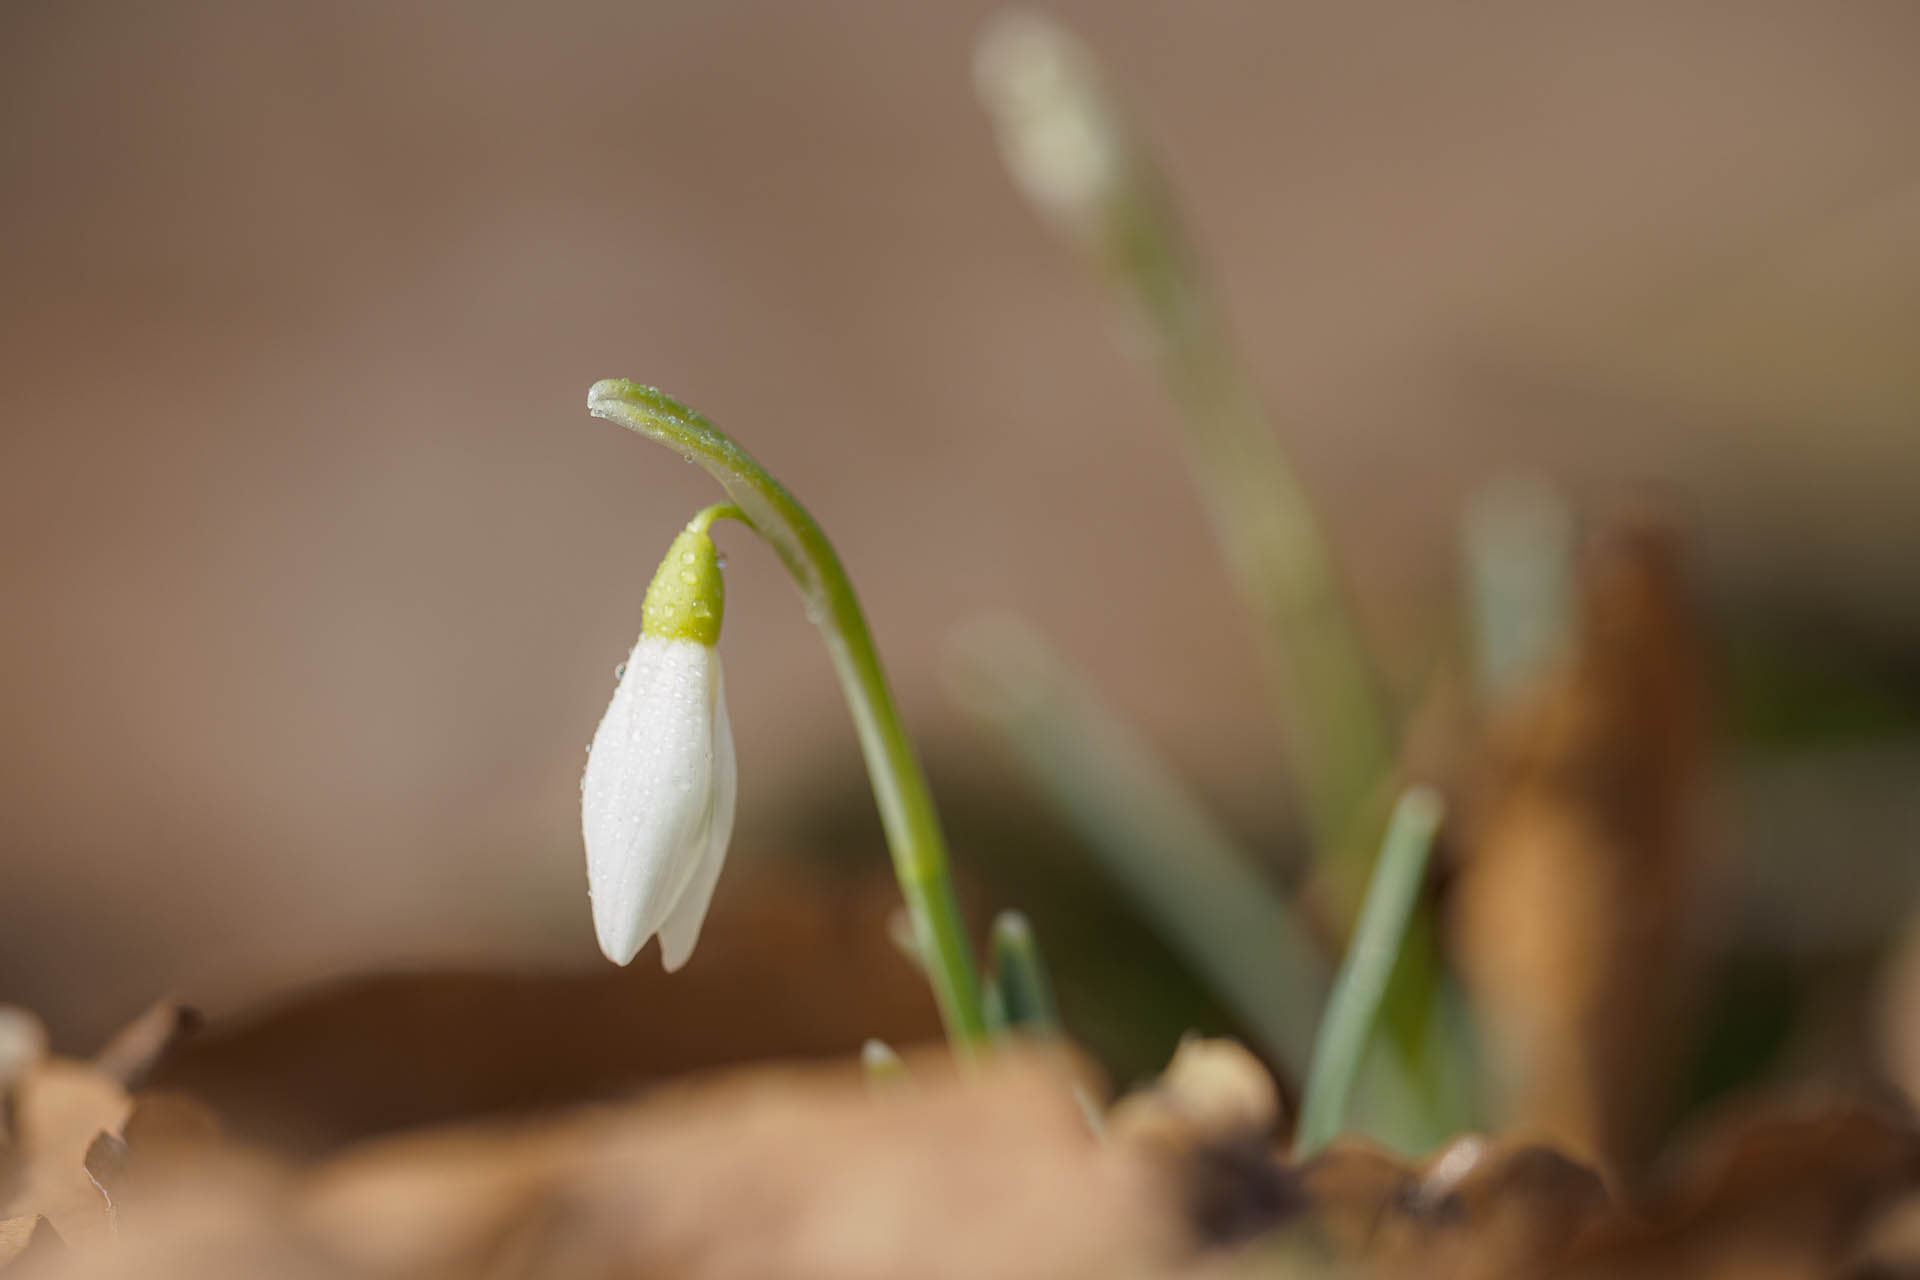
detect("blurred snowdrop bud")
(974, 11), (1128, 232)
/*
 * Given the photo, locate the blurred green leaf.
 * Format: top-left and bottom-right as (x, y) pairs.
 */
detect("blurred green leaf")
(950, 617), (1328, 1079)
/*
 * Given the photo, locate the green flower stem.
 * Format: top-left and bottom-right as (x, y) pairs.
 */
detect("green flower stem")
(1294, 787), (1445, 1157)
(588, 379), (989, 1049)
(976, 13), (1392, 921)
(686, 502), (744, 537)
(1123, 235), (1392, 920)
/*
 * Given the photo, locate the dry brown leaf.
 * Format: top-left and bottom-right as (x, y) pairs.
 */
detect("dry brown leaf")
(296, 1116), (592, 1275)
(1560, 1094), (1920, 1280)
(1296, 1132), (1610, 1279)
(44, 1047), (1177, 1280)
(0, 1215), (63, 1272)
(7, 984), (1909, 1280)
(146, 867), (945, 1156)
(2, 1060), (129, 1246)
(119, 1094), (221, 1161)
(1293, 1135), (1412, 1258)
(1452, 518), (1713, 1182)
(552, 1049), (1173, 1280)
(77, 1136), (126, 1233)
(0, 1009), (51, 1209)
(0, 1006), (221, 1253)
(91, 1004), (199, 1093)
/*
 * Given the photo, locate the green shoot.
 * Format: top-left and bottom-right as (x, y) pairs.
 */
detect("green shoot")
(1295, 788), (1445, 1157)
(989, 910), (1062, 1038)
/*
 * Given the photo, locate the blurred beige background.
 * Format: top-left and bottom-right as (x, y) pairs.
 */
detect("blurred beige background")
(4, 1), (1917, 1046)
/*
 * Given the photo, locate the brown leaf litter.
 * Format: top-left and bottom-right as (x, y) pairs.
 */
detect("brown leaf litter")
(6, 994), (1920, 1279)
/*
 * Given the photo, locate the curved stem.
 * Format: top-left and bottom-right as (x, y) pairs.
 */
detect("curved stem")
(687, 502), (746, 536)
(587, 379), (989, 1048)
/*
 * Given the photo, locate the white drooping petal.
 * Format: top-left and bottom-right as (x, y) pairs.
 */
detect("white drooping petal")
(582, 634), (721, 965)
(656, 668), (736, 972)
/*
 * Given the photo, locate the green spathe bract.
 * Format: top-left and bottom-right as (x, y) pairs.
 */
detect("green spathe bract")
(640, 521), (727, 646)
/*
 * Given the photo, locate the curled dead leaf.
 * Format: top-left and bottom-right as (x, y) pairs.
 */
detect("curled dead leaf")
(1453, 518), (1713, 1182)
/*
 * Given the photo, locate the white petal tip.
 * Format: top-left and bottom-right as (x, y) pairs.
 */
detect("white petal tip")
(593, 916), (646, 967)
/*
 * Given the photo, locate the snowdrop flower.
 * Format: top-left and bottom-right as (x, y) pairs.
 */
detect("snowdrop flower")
(587, 380), (992, 1045)
(582, 511), (737, 970)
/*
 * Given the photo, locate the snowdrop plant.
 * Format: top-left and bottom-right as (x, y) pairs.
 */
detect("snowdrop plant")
(973, 11), (1475, 1147)
(582, 380), (990, 1049)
